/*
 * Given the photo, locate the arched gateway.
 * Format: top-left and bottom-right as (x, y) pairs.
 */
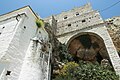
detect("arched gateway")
(67, 32), (109, 63)
(56, 22), (120, 74)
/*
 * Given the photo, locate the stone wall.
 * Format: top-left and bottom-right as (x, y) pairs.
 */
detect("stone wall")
(54, 3), (92, 22)
(44, 3), (103, 36)
(106, 16), (120, 51)
(56, 11), (102, 36)
(44, 3), (92, 22)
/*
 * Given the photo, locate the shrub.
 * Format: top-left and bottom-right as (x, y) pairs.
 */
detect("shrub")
(54, 61), (119, 80)
(60, 62), (79, 76)
(45, 22), (50, 27)
(53, 44), (119, 80)
(36, 19), (44, 28)
(58, 44), (73, 63)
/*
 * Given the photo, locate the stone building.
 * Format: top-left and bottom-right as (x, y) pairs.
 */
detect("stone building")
(0, 3), (120, 80)
(44, 3), (120, 75)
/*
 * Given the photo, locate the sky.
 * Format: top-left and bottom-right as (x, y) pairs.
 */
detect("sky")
(0, 0), (120, 19)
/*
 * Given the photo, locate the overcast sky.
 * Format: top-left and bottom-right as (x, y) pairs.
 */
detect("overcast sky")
(0, 0), (120, 19)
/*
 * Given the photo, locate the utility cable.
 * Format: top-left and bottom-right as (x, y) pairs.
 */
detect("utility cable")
(99, 0), (120, 12)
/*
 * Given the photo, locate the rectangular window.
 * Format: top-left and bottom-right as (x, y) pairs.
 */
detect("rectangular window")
(82, 20), (86, 23)
(68, 24), (71, 27)
(64, 16), (67, 19)
(76, 12), (79, 16)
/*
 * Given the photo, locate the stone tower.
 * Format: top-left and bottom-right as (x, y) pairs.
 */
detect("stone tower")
(44, 3), (120, 75)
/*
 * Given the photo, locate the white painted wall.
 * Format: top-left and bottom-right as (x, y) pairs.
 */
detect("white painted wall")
(0, 18), (18, 78)
(0, 6), (52, 80)
(0, 7), (42, 80)
(0, 18), (18, 60)
(18, 28), (51, 80)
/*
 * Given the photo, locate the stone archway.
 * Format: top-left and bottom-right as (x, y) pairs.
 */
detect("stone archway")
(67, 32), (109, 63)
(57, 24), (120, 75)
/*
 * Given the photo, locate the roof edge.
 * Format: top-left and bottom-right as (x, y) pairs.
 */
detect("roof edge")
(0, 5), (39, 19)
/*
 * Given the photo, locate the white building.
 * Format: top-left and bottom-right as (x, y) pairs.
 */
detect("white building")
(0, 6), (51, 80)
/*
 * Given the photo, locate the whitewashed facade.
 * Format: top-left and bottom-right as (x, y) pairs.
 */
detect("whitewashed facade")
(0, 6), (51, 80)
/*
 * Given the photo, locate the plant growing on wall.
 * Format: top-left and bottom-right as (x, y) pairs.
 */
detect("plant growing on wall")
(36, 19), (44, 28)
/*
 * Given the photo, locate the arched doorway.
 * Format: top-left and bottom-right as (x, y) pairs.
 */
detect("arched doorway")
(67, 32), (109, 63)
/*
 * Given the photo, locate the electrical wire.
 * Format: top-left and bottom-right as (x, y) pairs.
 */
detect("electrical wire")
(99, 0), (120, 12)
